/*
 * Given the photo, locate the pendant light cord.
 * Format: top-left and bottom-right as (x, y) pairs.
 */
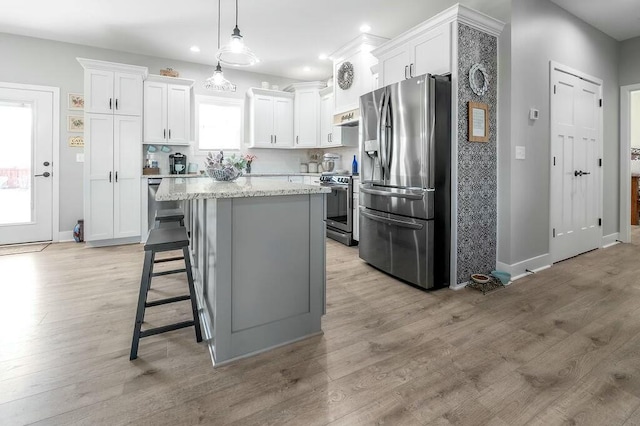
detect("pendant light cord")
(235, 0), (238, 28)
(217, 0), (221, 50)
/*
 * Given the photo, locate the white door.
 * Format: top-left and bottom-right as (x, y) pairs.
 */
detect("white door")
(294, 90), (318, 148)
(85, 69), (114, 114)
(273, 97), (294, 148)
(143, 81), (167, 143)
(114, 72), (143, 116)
(0, 86), (55, 245)
(113, 116), (141, 238)
(84, 114), (114, 241)
(167, 84), (190, 144)
(252, 95), (274, 147)
(550, 66), (602, 262)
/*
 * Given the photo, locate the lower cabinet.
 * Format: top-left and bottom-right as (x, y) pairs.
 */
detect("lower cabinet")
(84, 114), (141, 241)
(353, 178), (360, 242)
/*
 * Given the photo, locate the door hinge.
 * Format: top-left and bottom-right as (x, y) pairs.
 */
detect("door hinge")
(599, 99), (603, 107)
(599, 158), (602, 167)
(598, 218), (602, 227)
(552, 228), (556, 238)
(553, 85), (556, 94)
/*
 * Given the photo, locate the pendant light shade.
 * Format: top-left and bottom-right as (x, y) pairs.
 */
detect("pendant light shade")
(216, 0), (259, 67)
(205, 0), (237, 92)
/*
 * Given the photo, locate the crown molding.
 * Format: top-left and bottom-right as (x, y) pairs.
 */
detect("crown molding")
(76, 57), (148, 77)
(145, 74), (194, 86)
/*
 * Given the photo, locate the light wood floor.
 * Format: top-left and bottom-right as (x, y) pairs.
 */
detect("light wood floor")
(2, 232), (640, 425)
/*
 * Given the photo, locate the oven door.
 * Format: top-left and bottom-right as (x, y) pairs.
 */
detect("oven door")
(358, 207), (434, 289)
(325, 185), (351, 233)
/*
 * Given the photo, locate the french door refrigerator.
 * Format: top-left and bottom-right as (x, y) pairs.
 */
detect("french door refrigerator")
(359, 74), (451, 290)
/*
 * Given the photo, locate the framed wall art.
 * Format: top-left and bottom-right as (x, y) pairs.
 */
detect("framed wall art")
(68, 135), (84, 147)
(468, 101), (489, 143)
(67, 115), (84, 132)
(68, 93), (84, 110)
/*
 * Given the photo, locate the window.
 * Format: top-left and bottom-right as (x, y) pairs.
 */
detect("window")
(195, 95), (244, 152)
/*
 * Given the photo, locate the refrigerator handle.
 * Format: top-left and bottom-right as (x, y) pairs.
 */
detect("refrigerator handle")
(377, 90), (387, 180)
(428, 76), (436, 189)
(385, 94), (393, 177)
(380, 91), (391, 180)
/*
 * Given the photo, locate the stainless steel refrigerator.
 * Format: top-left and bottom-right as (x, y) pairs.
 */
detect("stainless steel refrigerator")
(359, 74), (451, 290)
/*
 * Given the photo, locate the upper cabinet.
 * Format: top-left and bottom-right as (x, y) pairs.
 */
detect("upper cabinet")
(78, 58), (147, 116)
(247, 88), (294, 149)
(143, 75), (194, 145)
(285, 82), (325, 148)
(319, 86), (357, 148)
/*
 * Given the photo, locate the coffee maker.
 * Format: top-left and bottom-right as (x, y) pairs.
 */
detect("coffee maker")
(169, 153), (187, 174)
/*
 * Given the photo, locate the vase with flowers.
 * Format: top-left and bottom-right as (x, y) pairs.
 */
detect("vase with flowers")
(243, 153), (257, 174)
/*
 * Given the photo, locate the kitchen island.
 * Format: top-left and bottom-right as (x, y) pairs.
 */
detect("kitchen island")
(156, 176), (330, 366)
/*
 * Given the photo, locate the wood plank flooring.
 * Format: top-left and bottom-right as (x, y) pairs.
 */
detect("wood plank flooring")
(2, 231), (640, 425)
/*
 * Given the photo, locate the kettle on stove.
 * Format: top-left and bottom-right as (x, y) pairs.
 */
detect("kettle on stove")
(169, 152), (187, 174)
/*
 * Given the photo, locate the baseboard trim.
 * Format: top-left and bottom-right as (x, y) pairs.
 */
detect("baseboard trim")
(58, 230), (74, 242)
(496, 253), (552, 282)
(86, 236), (142, 247)
(602, 232), (620, 248)
(449, 281), (468, 291)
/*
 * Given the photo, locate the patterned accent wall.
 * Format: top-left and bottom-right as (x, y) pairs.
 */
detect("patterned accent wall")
(456, 24), (498, 284)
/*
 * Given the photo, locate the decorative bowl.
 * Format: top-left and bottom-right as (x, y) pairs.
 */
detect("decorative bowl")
(471, 273), (491, 284)
(207, 166), (242, 182)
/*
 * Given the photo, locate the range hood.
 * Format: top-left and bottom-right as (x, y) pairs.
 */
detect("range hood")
(333, 108), (359, 127)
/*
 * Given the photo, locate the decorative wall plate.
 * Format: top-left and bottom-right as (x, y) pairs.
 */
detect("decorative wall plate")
(469, 63), (489, 96)
(337, 61), (354, 90)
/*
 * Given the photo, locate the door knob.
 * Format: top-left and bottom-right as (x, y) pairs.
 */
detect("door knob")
(574, 170), (592, 177)
(35, 172), (51, 178)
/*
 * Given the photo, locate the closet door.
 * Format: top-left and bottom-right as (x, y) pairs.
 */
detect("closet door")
(113, 115), (142, 238)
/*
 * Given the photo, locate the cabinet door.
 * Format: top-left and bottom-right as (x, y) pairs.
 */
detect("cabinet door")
(294, 90), (319, 148)
(113, 115), (142, 238)
(251, 95), (274, 147)
(85, 69), (114, 114)
(320, 95), (333, 147)
(411, 25), (451, 77)
(381, 48), (411, 86)
(143, 81), (167, 143)
(273, 97), (294, 148)
(353, 194), (359, 241)
(114, 72), (143, 116)
(84, 114), (114, 240)
(167, 84), (190, 144)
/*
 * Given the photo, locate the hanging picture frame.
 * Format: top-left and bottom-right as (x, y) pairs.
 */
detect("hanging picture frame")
(67, 115), (84, 132)
(68, 93), (84, 110)
(468, 101), (489, 142)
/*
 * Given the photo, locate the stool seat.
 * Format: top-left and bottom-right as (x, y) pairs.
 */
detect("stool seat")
(155, 208), (184, 222)
(144, 227), (189, 252)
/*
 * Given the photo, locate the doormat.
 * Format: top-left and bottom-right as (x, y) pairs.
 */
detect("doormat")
(0, 243), (50, 256)
(467, 277), (505, 295)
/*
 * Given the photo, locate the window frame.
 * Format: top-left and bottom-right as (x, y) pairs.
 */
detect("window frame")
(194, 94), (244, 153)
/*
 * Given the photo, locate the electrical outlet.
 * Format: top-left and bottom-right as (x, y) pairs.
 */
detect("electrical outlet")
(76, 153), (84, 163)
(515, 146), (526, 160)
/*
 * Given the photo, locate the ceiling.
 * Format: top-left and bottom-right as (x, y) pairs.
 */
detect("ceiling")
(1, 1), (638, 81)
(549, 0), (640, 41)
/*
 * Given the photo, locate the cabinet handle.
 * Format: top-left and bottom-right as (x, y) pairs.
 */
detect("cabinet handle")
(109, 98), (112, 110)
(330, 133), (332, 143)
(270, 135), (273, 144)
(115, 99), (118, 110)
(296, 135), (299, 145)
(404, 65), (409, 80)
(410, 63), (414, 77)
(275, 135), (277, 144)
(115, 171), (118, 182)
(109, 171), (112, 183)
(168, 129), (171, 139)
(164, 129), (166, 139)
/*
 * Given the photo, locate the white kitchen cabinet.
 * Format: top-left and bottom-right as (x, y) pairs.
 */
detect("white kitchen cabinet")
(78, 58), (146, 116)
(285, 82), (324, 148)
(287, 176), (304, 183)
(353, 177), (360, 242)
(304, 176), (322, 186)
(319, 87), (358, 148)
(84, 114), (142, 241)
(247, 88), (294, 148)
(374, 20), (451, 87)
(143, 75), (193, 145)
(78, 58), (146, 244)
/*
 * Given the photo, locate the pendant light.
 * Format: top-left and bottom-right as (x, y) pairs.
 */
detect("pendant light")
(205, 0), (236, 92)
(215, 0), (259, 67)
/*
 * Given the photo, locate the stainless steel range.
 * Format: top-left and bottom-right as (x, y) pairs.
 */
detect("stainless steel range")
(320, 174), (356, 246)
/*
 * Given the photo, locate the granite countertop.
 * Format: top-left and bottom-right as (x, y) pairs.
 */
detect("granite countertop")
(156, 176), (331, 201)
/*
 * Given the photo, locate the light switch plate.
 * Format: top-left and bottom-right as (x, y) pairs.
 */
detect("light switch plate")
(76, 153), (84, 162)
(529, 108), (539, 120)
(515, 146), (526, 160)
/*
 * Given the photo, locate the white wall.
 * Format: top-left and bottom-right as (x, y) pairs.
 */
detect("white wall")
(498, 0), (619, 271)
(632, 91), (640, 149)
(620, 36), (640, 87)
(0, 32), (344, 233)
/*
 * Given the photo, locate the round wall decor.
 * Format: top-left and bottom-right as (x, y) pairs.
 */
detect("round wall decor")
(337, 61), (354, 90)
(469, 63), (489, 96)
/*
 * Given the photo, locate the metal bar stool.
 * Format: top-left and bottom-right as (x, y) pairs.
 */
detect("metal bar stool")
(154, 208), (184, 229)
(130, 226), (202, 360)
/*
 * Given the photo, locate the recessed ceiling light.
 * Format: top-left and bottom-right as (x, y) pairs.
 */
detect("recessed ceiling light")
(190, 45), (200, 53)
(318, 54), (328, 60)
(360, 24), (371, 33)
(303, 66), (311, 72)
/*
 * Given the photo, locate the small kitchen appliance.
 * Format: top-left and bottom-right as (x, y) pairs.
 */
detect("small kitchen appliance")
(169, 153), (187, 174)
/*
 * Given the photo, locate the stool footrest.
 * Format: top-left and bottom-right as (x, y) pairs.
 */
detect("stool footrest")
(145, 295), (191, 307)
(152, 268), (187, 277)
(154, 256), (185, 264)
(140, 321), (194, 338)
